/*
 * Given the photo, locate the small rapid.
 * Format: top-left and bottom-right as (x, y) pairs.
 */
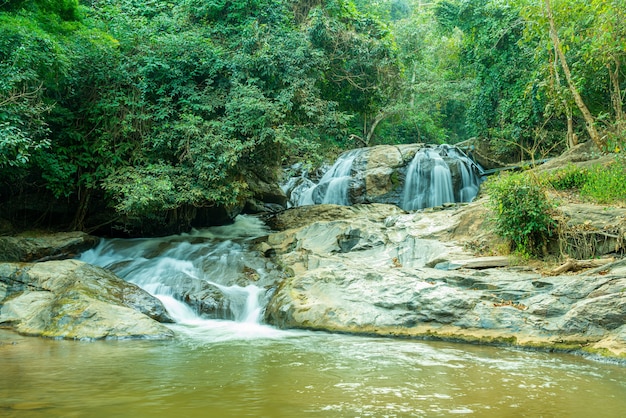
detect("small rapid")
(79, 215), (286, 341)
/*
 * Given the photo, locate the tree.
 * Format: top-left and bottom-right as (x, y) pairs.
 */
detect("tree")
(307, 1), (402, 146)
(519, 0), (625, 151)
(543, 0), (605, 150)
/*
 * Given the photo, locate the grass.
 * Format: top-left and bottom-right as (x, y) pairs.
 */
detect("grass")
(540, 157), (626, 206)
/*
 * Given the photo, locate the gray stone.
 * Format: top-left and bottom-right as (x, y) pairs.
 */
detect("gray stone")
(0, 232), (100, 262)
(264, 200), (626, 359)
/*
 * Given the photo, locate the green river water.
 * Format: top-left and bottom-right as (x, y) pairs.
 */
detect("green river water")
(1, 324), (625, 418)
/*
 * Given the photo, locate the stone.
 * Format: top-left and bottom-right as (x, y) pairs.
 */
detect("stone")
(263, 199), (626, 359)
(0, 260), (174, 340)
(0, 232), (100, 262)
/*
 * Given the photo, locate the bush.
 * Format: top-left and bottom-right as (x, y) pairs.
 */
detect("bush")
(486, 172), (556, 257)
(540, 158), (626, 205)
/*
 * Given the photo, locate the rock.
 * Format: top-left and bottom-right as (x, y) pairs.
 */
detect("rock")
(437, 256), (512, 270)
(264, 201), (626, 359)
(0, 232), (100, 262)
(0, 260), (174, 340)
(556, 204), (626, 259)
(532, 140), (610, 173)
(362, 145), (404, 199)
(263, 203), (406, 231)
(248, 173), (288, 207)
(266, 260), (626, 358)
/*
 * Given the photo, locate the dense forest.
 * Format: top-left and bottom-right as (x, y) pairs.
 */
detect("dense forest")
(1, 0), (624, 235)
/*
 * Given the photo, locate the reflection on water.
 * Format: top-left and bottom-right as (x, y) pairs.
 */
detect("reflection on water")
(1, 328), (625, 418)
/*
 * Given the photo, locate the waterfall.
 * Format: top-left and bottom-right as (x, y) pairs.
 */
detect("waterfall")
(401, 145), (483, 211)
(444, 145), (484, 203)
(297, 149), (361, 206)
(79, 216), (282, 339)
(282, 144), (483, 210)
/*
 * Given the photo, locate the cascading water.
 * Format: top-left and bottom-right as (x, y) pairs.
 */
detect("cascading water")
(79, 216), (285, 340)
(402, 148), (454, 210)
(444, 145), (484, 203)
(297, 149), (361, 206)
(401, 145), (483, 211)
(284, 144), (483, 211)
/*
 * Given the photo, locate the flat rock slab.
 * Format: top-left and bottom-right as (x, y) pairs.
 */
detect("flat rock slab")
(433, 256), (511, 270)
(264, 204), (626, 360)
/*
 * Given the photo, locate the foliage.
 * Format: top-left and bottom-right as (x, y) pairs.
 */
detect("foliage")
(486, 172), (556, 257)
(307, 1), (402, 146)
(519, 0), (626, 152)
(1, 0), (625, 234)
(0, 0), (386, 232)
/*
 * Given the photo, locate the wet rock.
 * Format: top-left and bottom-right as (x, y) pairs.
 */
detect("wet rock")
(263, 203), (405, 231)
(0, 260), (174, 340)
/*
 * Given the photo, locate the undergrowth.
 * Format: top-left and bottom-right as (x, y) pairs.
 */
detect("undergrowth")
(485, 172), (556, 258)
(541, 157), (626, 205)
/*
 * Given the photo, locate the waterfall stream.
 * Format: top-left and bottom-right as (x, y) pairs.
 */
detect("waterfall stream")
(79, 216), (284, 340)
(401, 145), (483, 210)
(285, 144), (483, 210)
(297, 149), (360, 206)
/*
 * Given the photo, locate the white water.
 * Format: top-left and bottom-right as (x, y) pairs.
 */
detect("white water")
(402, 148), (454, 210)
(298, 149), (360, 206)
(402, 145), (482, 210)
(445, 145), (484, 203)
(79, 215), (285, 341)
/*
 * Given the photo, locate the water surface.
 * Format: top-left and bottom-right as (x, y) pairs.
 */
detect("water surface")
(1, 326), (625, 417)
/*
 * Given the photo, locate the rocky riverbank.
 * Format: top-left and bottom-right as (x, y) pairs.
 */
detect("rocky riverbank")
(0, 232), (174, 340)
(262, 202), (626, 360)
(0, 141), (624, 358)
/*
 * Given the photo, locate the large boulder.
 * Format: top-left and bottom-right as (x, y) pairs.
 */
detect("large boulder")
(0, 232), (100, 262)
(264, 201), (626, 360)
(266, 261), (626, 358)
(556, 203), (626, 259)
(0, 260), (174, 340)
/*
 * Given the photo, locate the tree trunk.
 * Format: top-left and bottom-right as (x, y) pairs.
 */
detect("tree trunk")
(410, 60), (417, 108)
(544, 0), (606, 150)
(552, 44), (577, 148)
(609, 57), (624, 123)
(566, 106), (577, 148)
(365, 111), (389, 145)
(70, 187), (91, 231)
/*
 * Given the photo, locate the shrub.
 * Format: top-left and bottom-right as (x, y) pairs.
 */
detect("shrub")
(486, 172), (556, 257)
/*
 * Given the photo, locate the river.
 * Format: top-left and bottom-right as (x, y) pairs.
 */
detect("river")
(1, 216), (625, 417)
